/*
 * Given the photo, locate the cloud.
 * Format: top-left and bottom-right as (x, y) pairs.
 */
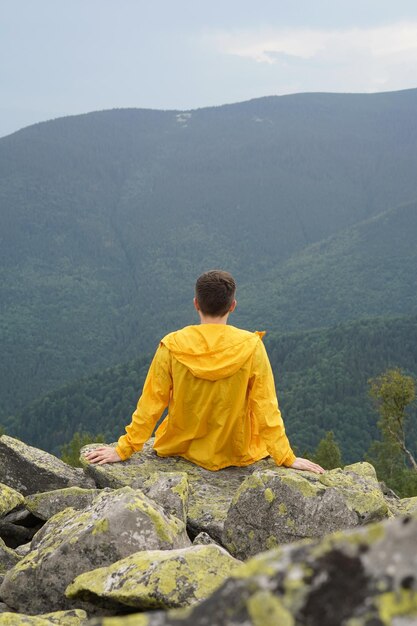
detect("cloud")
(203, 22), (417, 93)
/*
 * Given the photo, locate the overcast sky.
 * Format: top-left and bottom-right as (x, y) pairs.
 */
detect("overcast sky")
(2, 0), (417, 137)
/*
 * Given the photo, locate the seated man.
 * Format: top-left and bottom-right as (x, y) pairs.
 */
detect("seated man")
(86, 270), (324, 474)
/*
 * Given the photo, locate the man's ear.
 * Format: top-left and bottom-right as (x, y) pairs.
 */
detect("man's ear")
(229, 299), (237, 313)
(193, 297), (200, 311)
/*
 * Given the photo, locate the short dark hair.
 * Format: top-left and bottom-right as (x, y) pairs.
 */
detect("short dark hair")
(195, 270), (236, 317)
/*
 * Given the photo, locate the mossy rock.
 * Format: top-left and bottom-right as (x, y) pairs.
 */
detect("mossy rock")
(81, 440), (278, 542)
(0, 436), (95, 496)
(66, 544), (241, 611)
(0, 538), (20, 574)
(91, 512), (417, 626)
(0, 609), (87, 625)
(394, 496), (417, 517)
(0, 483), (24, 518)
(0, 487), (190, 614)
(25, 487), (101, 521)
(223, 462), (388, 559)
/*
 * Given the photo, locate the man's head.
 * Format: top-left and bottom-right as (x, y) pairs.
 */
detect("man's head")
(195, 270), (236, 318)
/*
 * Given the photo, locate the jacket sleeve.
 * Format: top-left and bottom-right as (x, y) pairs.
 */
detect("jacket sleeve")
(116, 343), (172, 460)
(248, 340), (296, 467)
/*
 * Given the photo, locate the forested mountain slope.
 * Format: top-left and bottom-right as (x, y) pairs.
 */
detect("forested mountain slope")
(6, 314), (417, 463)
(238, 200), (417, 331)
(1, 89), (417, 418)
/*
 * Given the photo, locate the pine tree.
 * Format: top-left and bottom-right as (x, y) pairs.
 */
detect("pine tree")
(313, 431), (342, 469)
(367, 368), (417, 497)
(60, 431), (105, 468)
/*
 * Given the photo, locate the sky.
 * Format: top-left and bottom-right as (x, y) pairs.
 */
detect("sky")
(2, 0), (417, 137)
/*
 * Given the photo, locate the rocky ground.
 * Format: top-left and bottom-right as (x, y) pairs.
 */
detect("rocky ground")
(0, 434), (416, 625)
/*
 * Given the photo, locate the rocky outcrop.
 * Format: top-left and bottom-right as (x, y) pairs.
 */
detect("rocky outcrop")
(93, 513), (417, 626)
(0, 435), (416, 625)
(66, 545), (240, 611)
(80, 441), (278, 542)
(0, 487), (190, 614)
(0, 436), (95, 495)
(222, 461), (389, 559)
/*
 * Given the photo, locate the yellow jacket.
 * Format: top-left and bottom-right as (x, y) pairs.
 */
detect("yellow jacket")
(116, 324), (296, 471)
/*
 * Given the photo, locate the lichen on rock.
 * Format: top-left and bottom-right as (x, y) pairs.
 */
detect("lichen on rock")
(66, 544), (241, 611)
(25, 487), (101, 521)
(0, 487), (190, 614)
(0, 483), (24, 519)
(0, 608), (87, 625)
(0, 436), (95, 496)
(223, 462), (389, 559)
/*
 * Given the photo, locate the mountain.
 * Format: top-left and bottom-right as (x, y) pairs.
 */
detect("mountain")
(238, 199), (417, 331)
(1, 89), (417, 418)
(5, 314), (417, 464)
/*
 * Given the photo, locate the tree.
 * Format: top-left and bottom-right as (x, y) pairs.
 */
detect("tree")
(60, 431), (105, 468)
(313, 431), (342, 469)
(367, 368), (417, 497)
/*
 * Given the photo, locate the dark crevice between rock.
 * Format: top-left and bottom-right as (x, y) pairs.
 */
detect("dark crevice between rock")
(297, 550), (369, 626)
(0, 510), (44, 548)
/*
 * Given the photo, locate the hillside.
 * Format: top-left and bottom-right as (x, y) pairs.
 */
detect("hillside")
(238, 200), (417, 331)
(1, 89), (417, 418)
(5, 314), (417, 463)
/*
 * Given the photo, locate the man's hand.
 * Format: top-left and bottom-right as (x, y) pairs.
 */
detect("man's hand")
(289, 457), (325, 474)
(84, 446), (122, 465)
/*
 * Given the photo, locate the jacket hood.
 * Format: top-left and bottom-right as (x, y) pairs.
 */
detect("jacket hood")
(161, 324), (265, 381)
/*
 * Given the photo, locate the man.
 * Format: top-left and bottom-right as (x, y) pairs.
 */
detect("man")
(86, 270), (324, 474)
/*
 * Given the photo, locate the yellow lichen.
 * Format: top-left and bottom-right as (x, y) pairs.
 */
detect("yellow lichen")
(264, 488), (275, 503)
(247, 590), (295, 626)
(92, 518), (109, 535)
(376, 589), (417, 624)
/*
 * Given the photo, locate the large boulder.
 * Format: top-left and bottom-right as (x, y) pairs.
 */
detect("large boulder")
(25, 487), (101, 521)
(222, 462), (389, 559)
(0, 436), (95, 496)
(81, 441), (279, 542)
(93, 512), (417, 626)
(0, 487), (190, 614)
(66, 545), (240, 611)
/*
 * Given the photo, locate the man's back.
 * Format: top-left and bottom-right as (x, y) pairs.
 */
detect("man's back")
(116, 324), (296, 471)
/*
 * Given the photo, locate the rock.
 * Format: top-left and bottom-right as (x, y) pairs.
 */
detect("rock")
(389, 496), (417, 517)
(192, 532), (219, 546)
(0, 436), (95, 496)
(81, 440), (279, 542)
(94, 512), (417, 626)
(222, 462), (389, 559)
(66, 544), (241, 611)
(25, 487), (101, 521)
(0, 487), (190, 614)
(0, 483), (24, 518)
(139, 472), (189, 525)
(14, 542), (31, 557)
(0, 609), (87, 624)
(0, 537), (20, 574)
(0, 602), (14, 614)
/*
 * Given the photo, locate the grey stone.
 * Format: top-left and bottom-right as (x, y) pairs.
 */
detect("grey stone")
(0, 487), (190, 614)
(0, 436), (95, 496)
(222, 462), (389, 559)
(66, 544), (241, 611)
(95, 512), (417, 626)
(139, 472), (189, 524)
(0, 483), (24, 518)
(25, 487), (102, 521)
(81, 440), (279, 542)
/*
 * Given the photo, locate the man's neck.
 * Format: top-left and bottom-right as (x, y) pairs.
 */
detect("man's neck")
(198, 313), (230, 325)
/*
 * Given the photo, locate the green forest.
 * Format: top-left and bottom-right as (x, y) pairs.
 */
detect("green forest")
(4, 314), (417, 468)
